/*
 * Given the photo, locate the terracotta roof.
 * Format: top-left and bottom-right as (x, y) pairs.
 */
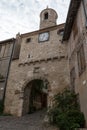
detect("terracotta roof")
(63, 0), (81, 41)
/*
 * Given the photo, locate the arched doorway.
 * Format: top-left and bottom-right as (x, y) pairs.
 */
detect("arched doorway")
(22, 79), (49, 115)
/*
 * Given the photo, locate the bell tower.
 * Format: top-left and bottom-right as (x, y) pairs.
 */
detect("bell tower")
(40, 7), (58, 29)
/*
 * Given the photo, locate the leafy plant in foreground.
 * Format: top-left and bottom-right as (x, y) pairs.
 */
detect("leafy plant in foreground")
(48, 89), (85, 130)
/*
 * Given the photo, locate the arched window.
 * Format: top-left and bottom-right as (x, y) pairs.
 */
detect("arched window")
(44, 12), (48, 20)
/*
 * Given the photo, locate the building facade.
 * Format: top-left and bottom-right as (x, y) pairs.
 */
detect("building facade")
(63, 0), (87, 126)
(0, 38), (15, 100)
(0, 0), (87, 126)
(4, 8), (69, 116)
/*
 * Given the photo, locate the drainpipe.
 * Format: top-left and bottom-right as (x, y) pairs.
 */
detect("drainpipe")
(82, 0), (87, 27)
(3, 39), (15, 104)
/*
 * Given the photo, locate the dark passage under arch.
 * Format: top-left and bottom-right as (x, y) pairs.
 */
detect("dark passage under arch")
(22, 79), (48, 115)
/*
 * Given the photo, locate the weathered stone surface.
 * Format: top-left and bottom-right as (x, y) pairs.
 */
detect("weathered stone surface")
(63, 1), (87, 127)
(4, 8), (69, 117)
(0, 110), (58, 130)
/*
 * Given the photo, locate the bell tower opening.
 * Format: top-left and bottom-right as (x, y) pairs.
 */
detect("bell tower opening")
(44, 12), (48, 20)
(40, 7), (58, 29)
(22, 79), (48, 115)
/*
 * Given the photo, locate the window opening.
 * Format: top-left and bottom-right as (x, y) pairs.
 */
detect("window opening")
(0, 46), (2, 53)
(26, 38), (31, 43)
(77, 44), (86, 75)
(44, 12), (48, 20)
(70, 67), (75, 91)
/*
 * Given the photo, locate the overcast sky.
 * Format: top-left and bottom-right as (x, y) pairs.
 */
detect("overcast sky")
(0, 0), (70, 41)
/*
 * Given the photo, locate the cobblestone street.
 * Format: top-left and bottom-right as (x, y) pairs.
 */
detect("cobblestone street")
(0, 110), (58, 130)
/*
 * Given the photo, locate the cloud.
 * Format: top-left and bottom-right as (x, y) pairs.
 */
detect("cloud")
(0, 0), (70, 41)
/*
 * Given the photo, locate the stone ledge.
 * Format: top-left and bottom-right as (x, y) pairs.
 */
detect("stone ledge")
(18, 55), (66, 67)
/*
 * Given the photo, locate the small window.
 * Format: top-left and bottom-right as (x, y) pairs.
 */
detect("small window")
(72, 18), (78, 39)
(77, 44), (86, 76)
(0, 46), (2, 53)
(0, 44), (12, 58)
(33, 67), (40, 73)
(57, 28), (64, 36)
(70, 67), (75, 92)
(27, 54), (32, 58)
(26, 38), (31, 43)
(44, 12), (48, 20)
(28, 54), (30, 58)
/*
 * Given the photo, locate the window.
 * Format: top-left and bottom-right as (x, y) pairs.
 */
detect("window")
(44, 12), (48, 20)
(26, 38), (31, 43)
(4, 43), (12, 57)
(0, 46), (1, 51)
(33, 67), (40, 73)
(77, 44), (86, 75)
(57, 28), (64, 36)
(0, 44), (12, 58)
(72, 18), (78, 39)
(70, 67), (75, 91)
(83, 0), (87, 27)
(0, 46), (2, 57)
(27, 54), (31, 58)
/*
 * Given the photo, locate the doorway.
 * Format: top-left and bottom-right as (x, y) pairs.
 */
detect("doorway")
(22, 79), (48, 115)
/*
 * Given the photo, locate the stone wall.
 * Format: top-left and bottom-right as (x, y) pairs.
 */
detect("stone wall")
(19, 25), (66, 63)
(66, 2), (87, 126)
(0, 40), (15, 100)
(40, 8), (58, 29)
(4, 24), (69, 116)
(4, 56), (69, 116)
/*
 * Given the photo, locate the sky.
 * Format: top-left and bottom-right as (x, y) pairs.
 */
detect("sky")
(0, 0), (70, 41)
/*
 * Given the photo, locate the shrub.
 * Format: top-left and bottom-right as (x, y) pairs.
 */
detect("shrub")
(48, 89), (85, 130)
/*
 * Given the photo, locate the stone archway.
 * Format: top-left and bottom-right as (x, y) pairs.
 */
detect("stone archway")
(21, 77), (50, 115)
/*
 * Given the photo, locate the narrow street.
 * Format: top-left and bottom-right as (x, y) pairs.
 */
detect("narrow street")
(0, 110), (58, 130)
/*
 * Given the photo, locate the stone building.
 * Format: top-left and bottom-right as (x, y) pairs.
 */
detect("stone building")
(4, 7), (69, 116)
(0, 38), (15, 100)
(1, 0), (87, 126)
(63, 0), (87, 126)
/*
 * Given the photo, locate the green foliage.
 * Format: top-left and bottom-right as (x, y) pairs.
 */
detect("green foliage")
(48, 89), (85, 130)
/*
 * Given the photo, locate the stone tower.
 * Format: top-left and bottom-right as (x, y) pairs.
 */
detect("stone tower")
(40, 7), (58, 29)
(4, 7), (69, 117)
